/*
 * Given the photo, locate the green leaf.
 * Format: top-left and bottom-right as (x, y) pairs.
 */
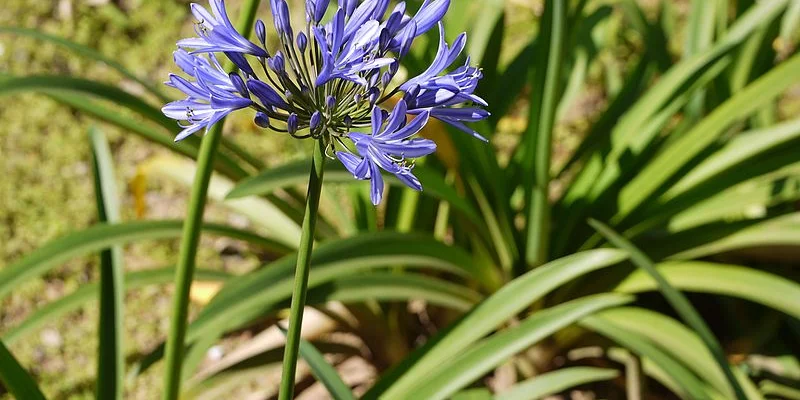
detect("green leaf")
(665, 212), (800, 260)
(615, 52), (800, 220)
(187, 233), (485, 344)
(495, 367), (620, 400)
(780, 1), (800, 49)
(135, 272), (481, 380)
(590, 308), (763, 399)
(570, 0), (788, 220)
(0, 26), (168, 101)
(2, 267), (230, 345)
(141, 155), (302, 248)
(277, 328), (356, 400)
(760, 380), (800, 400)
(89, 128), (125, 400)
(638, 117), (800, 215)
(309, 273), (483, 312)
(412, 294), (632, 400)
(590, 219), (747, 400)
(371, 249), (628, 400)
(0, 220), (290, 303)
(0, 75), (253, 180)
(579, 316), (718, 399)
(620, 118), (800, 238)
(226, 159), (482, 225)
(665, 164), (800, 233)
(0, 75), (172, 129)
(0, 339), (47, 400)
(613, 261), (800, 319)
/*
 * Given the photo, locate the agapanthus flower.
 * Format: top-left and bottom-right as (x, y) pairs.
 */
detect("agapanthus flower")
(163, 0), (489, 204)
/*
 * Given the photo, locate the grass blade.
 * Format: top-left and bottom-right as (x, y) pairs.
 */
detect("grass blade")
(0, 340), (47, 400)
(496, 367), (620, 400)
(412, 294), (632, 400)
(0, 220), (289, 303)
(589, 219), (747, 400)
(309, 273), (483, 312)
(278, 328), (356, 400)
(89, 128), (124, 400)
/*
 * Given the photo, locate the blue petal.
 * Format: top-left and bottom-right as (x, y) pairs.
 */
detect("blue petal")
(376, 138), (437, 158)
(381, 110), (429, 141)
(368, 161), (384, 205)
(394, 169), (423, 191)
(247, 79), (289, 109)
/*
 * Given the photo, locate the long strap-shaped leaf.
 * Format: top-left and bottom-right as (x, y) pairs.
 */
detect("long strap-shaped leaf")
(226, 159), (482, 225)
(410, 293), (632, 400)
(579, 316), (716, 399)
(614, 261), (800, 318)
(593, 307), (764, 399)
(89, 128), (125, 400)
(658, 212), (800, 260)
(614, 52), (800, 222)
(0, 26), (169, 101)
(495, 367), (620, 400)
(589, 219), (747, 400)
(2, 268), (230, 345)
(186, 234), (486, 344)
(131, 272), (482, 379)
(0, 220), (291, 303)
(563, 0), (788, 222)
(277, 327), (356, 400)
(0, 339), (47, 400)
(369, 249), (628, 400)
(0, 75), (255, 179)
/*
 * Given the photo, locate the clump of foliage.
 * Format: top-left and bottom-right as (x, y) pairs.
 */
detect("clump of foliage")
(1, 1), (800, 399)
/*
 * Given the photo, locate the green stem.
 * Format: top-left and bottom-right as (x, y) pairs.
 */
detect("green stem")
(161, 2), (261, 399)
(279, 139), (326, 400)
(524, 0), (566, 267)
(162, 122), (225, 400)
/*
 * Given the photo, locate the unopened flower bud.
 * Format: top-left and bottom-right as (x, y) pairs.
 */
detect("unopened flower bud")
(254, 112), (270, 128)
(287, 113), (298, 134)
(310, 111), (322, 131)
(297, 32), (308, 53)
(255, 19), (267, 45)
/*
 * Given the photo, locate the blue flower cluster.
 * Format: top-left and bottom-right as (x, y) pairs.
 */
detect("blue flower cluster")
(163, 0), (488, 204)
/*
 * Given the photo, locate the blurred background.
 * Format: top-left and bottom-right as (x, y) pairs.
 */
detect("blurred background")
(2, 0), (800, 399)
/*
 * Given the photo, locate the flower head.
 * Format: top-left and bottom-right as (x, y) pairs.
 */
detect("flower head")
(163, 0), (489, 203)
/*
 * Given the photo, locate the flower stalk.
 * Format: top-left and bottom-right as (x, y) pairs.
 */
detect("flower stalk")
(160, 1), (490, 396)
(279, 138), (326, 400)
(161, 1), (260, 399)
